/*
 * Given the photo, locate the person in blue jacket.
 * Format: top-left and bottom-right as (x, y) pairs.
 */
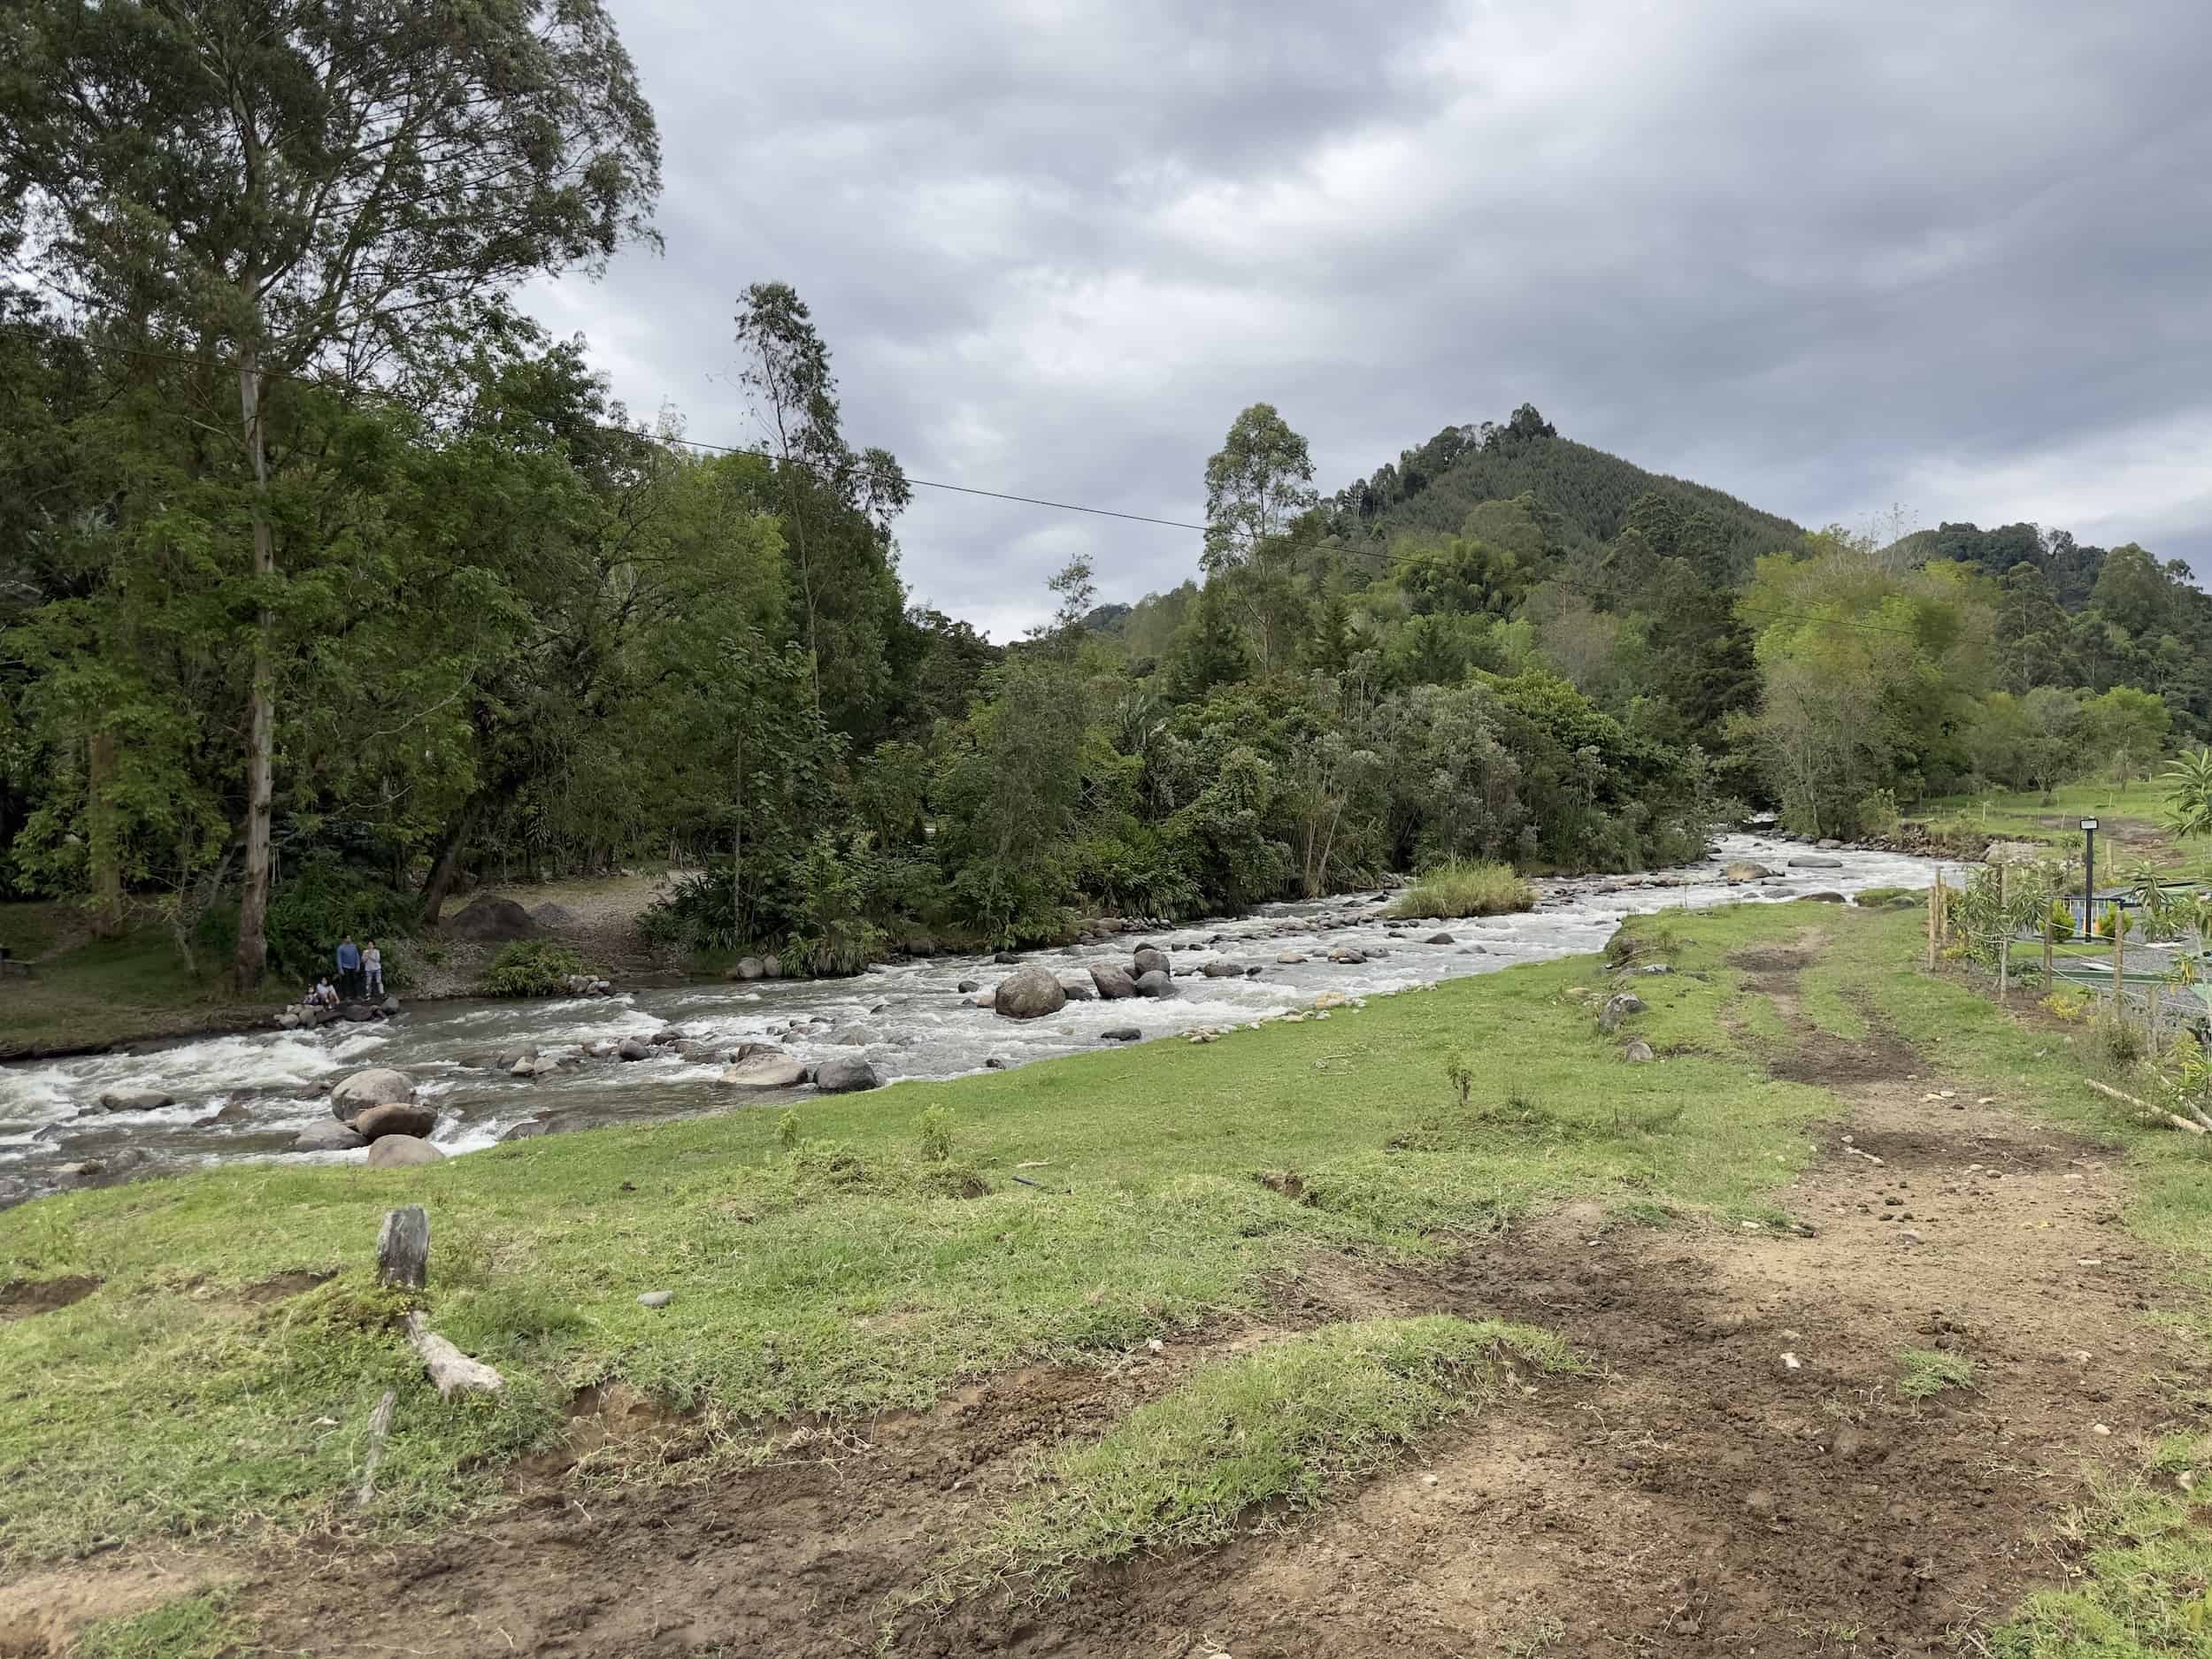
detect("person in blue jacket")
(336, 934), (362, 999)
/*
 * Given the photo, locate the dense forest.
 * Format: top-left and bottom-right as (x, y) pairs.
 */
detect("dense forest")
(4, 0), (2208, 987)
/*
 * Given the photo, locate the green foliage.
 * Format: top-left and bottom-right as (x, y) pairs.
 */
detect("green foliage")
(73, 1592), (247, 1659)
(1393, 860), (1535, 919)
(259, 860), (420, 989)
(1896, 1348), (1975, 1399)
(1858, 787), (1901, 838)
(1443, 1050), (1474, 1110)
(480, 941), (589, 998)
(773, 1109), (801, 1154)
(916, 1106), (954, 1164)
(2167, 749), (2212, 841)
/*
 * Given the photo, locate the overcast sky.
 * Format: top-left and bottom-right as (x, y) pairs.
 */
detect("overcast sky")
(524, 0), (2212, 639)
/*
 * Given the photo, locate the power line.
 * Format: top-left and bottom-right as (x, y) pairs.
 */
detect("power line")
(70, 341), (1212, 533)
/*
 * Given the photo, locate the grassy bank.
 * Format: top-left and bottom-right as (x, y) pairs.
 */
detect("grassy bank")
(0, 907), (286, 1059)
(2, 898), (1844, 1566)
(1389, 858), (1536, 920)
(10, 889), (2212, 1655)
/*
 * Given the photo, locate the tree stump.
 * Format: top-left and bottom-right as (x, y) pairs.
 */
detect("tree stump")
(377, 1205), (429, 1289)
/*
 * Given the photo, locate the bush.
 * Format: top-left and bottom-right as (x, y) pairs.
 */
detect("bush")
(1857, 787), (1901, 839)
(199, 858), (420, 987)
(480, 941), (590, 998)
(917, 1105), (954, 1164)
(1392, 860), (1535, 920)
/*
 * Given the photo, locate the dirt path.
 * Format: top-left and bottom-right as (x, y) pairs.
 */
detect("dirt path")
(17, 945), (2200, 1658)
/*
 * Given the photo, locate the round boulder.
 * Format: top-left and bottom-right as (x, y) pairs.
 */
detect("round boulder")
(1200, 960), (1245, 979)
(445, 895), (540, 941)
(1090, 964), (1137, 1000)
(719, 1052), (808, 1090)
(330, 1067), (414, 1121)
(292, 1118), (366, 1152)
(366, 1136), (445, 1169)
(1133, 946), (1171, 979)
(726, 956), (767, 983)
(813, 1056), (881, 1094)
(995, 964), (1068, 1020)
(1723, 861), (1774, 882)
(1133, 969), (1176, 999)
(349, 1102), (437, 1142)
(95, 1087), (174, 1113)
(1061, 976), (1099, 1002)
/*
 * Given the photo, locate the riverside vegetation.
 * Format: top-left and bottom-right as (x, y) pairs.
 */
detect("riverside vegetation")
(8, 4), (2212, 1036)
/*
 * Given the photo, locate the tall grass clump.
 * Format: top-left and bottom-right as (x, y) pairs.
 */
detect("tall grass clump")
(1393, 859), (1535, 920)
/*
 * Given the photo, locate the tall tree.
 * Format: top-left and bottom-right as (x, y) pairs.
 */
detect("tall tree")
(0, 0), (661, 982)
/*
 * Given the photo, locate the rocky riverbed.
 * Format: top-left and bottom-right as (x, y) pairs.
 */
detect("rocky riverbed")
(0, 833), (1939, 1206)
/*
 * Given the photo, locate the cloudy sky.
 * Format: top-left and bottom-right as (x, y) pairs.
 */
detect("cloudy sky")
(525, 0), (2212, 638)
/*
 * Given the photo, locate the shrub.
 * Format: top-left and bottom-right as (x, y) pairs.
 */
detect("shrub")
(917, 1105), (954, 1164)
(1856, 787), (1901, 839)
(1391, 859), (1535, 920)
(203, 857), (420, 987)
(480, 941), (590, 998)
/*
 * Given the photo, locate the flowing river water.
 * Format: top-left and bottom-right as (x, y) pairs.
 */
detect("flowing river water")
(0, 833), (1939, 1206)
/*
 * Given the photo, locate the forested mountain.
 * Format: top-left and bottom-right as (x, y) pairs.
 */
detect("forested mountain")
(3, 0), (2207, 987)
(1325, 405), (1806, 585)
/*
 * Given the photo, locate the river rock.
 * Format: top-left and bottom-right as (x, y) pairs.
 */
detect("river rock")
(1788, 855), (1843, 869)
(720, 1053), (808, 1090)
(95, 1087), (174, 1113)
(1090, 964), (1136, 1000)
(1623, 1039), (1656, 1064)
(813, 1056), (881, 1093)
(1598, 992), (1647, 1033)
(1102, 1027), (1142, 1042)
(293, 1118), (366, 1152)
(828, 1025), (881, 1046)
(330, 1067), (414, 1120)
(1425, 933), (1455, 945)
(727, 956), (767, 982)
(1058, 976), (1098, 1003)
(1327, 947), (1367, 965)
(1805, 891), (1847, 902)
(995, 964), (1068, 1020)
(1276, 950), (1308, 964)
(366, 1135), (445, 1168)
(1134, 969), (1176, 999)
(957, 979), (981, 994)
(1200, 960), (1246, 979)
(446, 895), (540, 941)
(1723, 861), (1773, 882)
(617, 1036), (653, 1062)
(350, 1102), (436, 1142)
(1133, 946), (1171, 978)
(992, 950), (1021, 965)
(499, 1119), (556, 1141)
(379, 995), (402, 1016)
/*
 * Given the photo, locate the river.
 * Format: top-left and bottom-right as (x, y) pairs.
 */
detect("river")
(0, 834), (1939, 1205)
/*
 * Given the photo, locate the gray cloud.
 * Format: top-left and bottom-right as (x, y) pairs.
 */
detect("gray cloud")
(526, 0), (2212, 636)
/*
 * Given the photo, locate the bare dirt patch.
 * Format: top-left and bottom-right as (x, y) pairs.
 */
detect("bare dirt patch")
(0, 1275), (99, 1321)
(0, 1548), (242, 1657)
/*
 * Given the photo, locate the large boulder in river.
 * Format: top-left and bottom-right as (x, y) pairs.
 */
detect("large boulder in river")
(718, 1052), (808, 1091)
(1722, 861), (1774, 883)
(349, 1102), (437, 1142)
(444, 895), (540, 941)
(293, 1118), (366, 1152)
(1133, 969), (1176, 999)
(1090, 964), (1137, 1000)
(366, 1135), (444, 1169)
(95, 1087), (174, 1113)
(995, 964), (1068, 1020)
(1788, 855), (1843, 869)
(1060, 976), (1098, 1002)
(813, 1056), (881, 1094)
(1200, 960), (1246, 979)
(726, 956), (768, 982)
(1133, 946), (1171, 979)
(329, 1067), (415, 1121)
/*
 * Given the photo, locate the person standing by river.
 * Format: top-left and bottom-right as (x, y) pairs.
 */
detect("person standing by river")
(336, 934), (362, 999)
(362, 939), (384, 1000)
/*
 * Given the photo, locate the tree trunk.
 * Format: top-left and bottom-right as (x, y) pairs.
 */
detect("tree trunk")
(87, 729), (124, 940)
(233, 346), (277, 987)
(376, 1205), (430, 1289)
(419, 794), (484, 926)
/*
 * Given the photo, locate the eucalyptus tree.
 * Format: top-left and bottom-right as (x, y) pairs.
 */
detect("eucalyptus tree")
(0, 0), (660, 982)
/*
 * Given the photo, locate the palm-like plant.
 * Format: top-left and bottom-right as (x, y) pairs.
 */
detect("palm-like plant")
(2165, 749), (2212, 841)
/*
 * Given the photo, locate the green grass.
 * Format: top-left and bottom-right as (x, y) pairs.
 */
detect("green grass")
(1916, 783), (2210, 882)
(0, 899), (1844, 1567)
(73, 1591), (247, 1659)
(1390, 859), (1536, 920)
(0, 910), (284, 1058)
(1896, 1348), (1976, 1400)
(940, 1315), (1574, 1600)
(1991, 1485), (2212, 1658)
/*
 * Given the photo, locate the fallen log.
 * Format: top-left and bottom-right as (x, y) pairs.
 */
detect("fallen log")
(2087, 1077), (2208, 1134)
(404, 1311), (503, 1396)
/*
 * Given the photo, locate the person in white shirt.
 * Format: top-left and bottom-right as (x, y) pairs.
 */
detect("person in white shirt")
(363, 940), (385, 998)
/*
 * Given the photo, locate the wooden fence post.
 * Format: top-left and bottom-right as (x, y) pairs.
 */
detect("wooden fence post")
(377, 1205), (429, 1289)
(1926, 870), (1939, 969)
(1996, 863), (2009, 1004)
